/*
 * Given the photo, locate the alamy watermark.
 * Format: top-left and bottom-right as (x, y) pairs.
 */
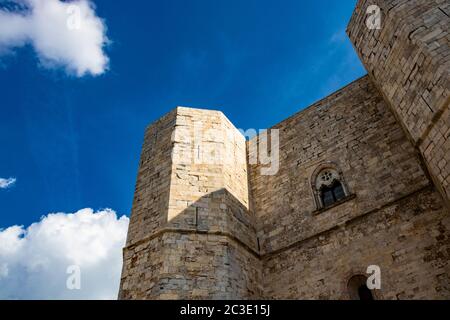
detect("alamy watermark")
(67, 4), (81, 30)
(242, 129), (279, 176)
(366, 5), (382, 30)
(366, 265), (381, 290)
(66, 265), (81, 290)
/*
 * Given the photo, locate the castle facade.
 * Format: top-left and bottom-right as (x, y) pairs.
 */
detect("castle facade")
(119, 0), (450, 299)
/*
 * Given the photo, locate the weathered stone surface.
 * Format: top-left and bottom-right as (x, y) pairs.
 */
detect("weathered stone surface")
(262, 187), (449, 299)
(119, 107), (261, 300)
(248, 76), (431, 255)
(347, 0), (450, 206)
(119, 0), (449, 300)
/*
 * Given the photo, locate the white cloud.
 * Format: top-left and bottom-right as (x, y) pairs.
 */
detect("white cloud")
(0, 0), (109, 76)
(0, 177), (16, 189)
(0, 208), (129, 299)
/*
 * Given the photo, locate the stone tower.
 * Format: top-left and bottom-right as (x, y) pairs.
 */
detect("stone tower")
(347, 0), (449, 208)
(118, 107), (261, 299)
(119, 0), (449, 299)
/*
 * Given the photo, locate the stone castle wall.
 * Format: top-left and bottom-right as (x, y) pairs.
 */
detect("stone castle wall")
(119, 0), (450, 300)
(248, 76), (430, 255)
(247, 76), (449, 299)
(124, 109), (177, 246)
(262, 187), (449, 299)
(347, 0), (450, 206)
(119, 107), (261, 299)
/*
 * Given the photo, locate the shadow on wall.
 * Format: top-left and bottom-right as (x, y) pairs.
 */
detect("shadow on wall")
(166, 187), (258, 256)
(120, 188), (262, 299)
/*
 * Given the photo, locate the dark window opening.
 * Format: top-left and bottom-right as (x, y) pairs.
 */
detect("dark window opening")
(348, 275), (376, 300)
(358, 284), (374, 300)
(320, 180), (345, 207)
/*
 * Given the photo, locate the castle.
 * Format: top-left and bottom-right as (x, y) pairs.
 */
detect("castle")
(119, 0), (450, 299)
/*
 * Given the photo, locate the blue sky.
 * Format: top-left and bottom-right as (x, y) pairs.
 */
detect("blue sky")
(0, 0), (365, 229)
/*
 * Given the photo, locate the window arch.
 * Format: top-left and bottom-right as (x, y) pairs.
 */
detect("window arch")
(347, 275), (374, 300)
(311, 162), (350, 210)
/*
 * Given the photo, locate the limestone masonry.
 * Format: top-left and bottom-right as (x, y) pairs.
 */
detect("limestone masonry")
(119, 0), (450, 299)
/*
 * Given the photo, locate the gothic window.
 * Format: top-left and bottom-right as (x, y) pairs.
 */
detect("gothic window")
(320, 180), (346, 207)
(311, 163), (350, 210)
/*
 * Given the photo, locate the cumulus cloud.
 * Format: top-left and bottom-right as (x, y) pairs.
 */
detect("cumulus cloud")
(0, 0), (109, 76)
(0, 177), (16, 189)
(0, 208), (129, 299)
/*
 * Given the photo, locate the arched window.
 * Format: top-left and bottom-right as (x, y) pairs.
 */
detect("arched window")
(347, 275), (374, 300)
(320, 180), (346, 207)
(311, 163), (351, 210)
